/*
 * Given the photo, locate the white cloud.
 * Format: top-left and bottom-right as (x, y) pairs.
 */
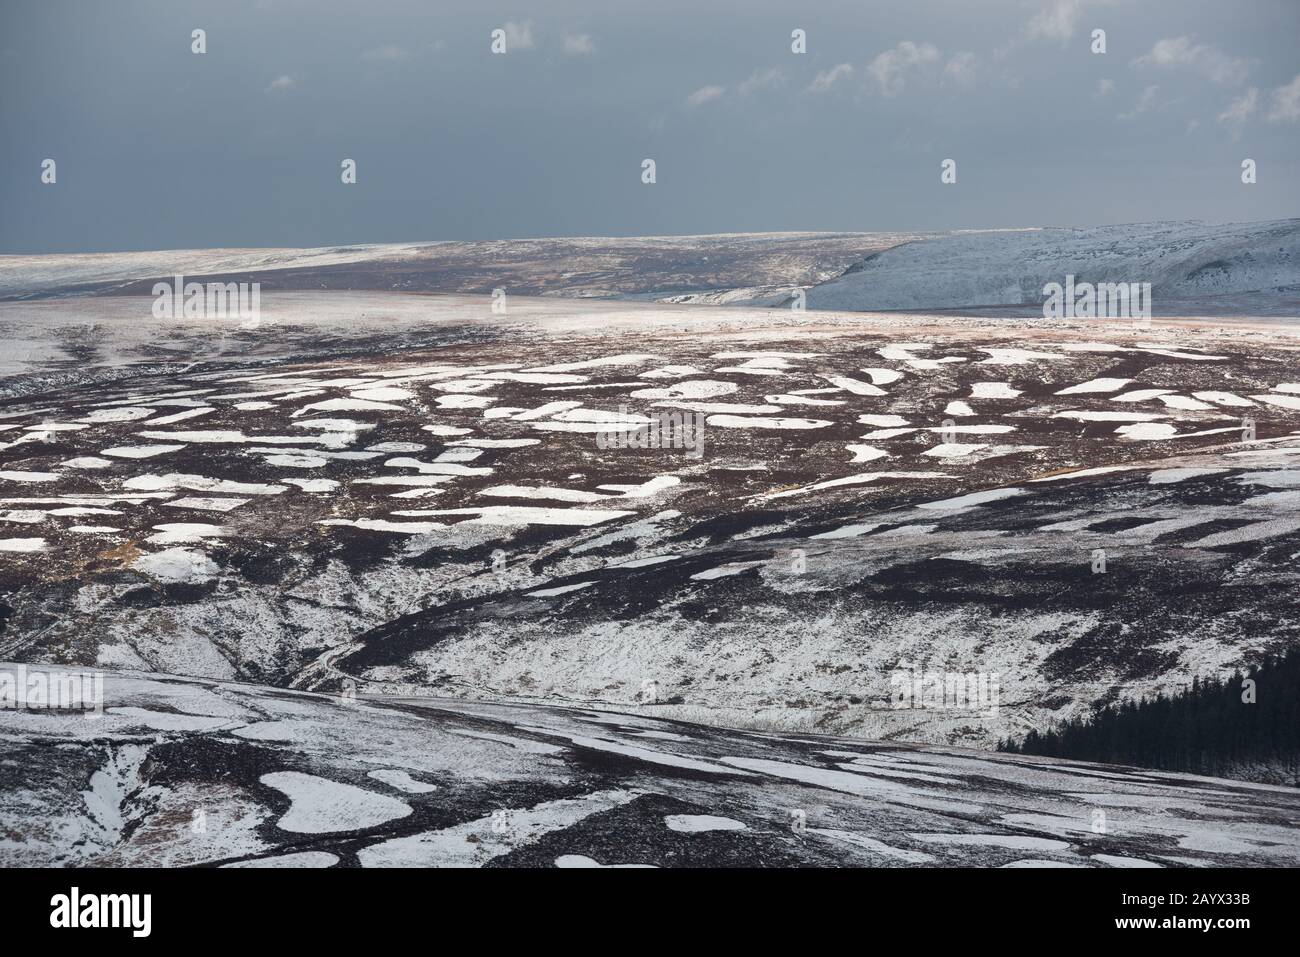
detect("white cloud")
(1096, 78), (1114, 96)
(807, 63), (853, 94)
(1133, 36), (1251, 86)
(1000, 0), (1114, 59)
(265, 75), (296, 92)
(562, 33), (594, 56)
(1217, 87), (1259, 126)
(1118, 84), (1161, 120)
(1025, 0), (1083, 45)
(1266, 74), (1300, 123)
(362, 45), (408, 62)
(944, 52), (978, 87)
(868, 40), (940, 96)
(503, 21), (535, 51)
(739, 68), (784, 96)
(686, 85), (725, 108)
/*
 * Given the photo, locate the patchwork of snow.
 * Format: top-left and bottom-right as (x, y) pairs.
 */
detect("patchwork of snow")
(922, 424), (1015, 434)
(691, 561), (767, 581)
(520, 728), (753, 776)
(367, 769), (438, 794)
(124, 473), (285, 495)
(631, 380), (737, 400)
(924, 443), (987, 458)
(282, 478), (340, 494)
(1157, 395), (1216, 411)
(439, 394), (495, 409)
(1055, 378), (1132, 395)
(918, 488), (1026, 510)
(971, 382), (1020, 399)
(102, 445), (186, 459)
(77, 408), (154, 423)
(720, 757), (981, 815)
(131, 548), (219, 582)
(527, 582), (596, 598)
(393, 506), (635, 526)
(664, 814), (747, 833)
(296, 397), (404, 415)
(847, 445), (889, 463)
(384, 457), (493, 477)
(1192, 391), (1253, 407)
(766, 393), (844, 406)
(706, 415), (833, 430)
(810, 829), (934, 863)
(162, 497), (249, 513)
(357, 789), (640, 867)
(1113, 389), (1173, 402)
(142, 408), (213, 425)
(0, 537), (46, 552)
(224, 852), (339, 868)
(910, 833), (1071, 851)
(1252, 394), (1300, 410)
(1117, 423), (1178, 441)
(979, 348), (1065, 365)
(318, 518), (446, 534)
(639, 365), (707, 379)
(554, 855), (655, 868)
(1055, 411), (1165, 422)
(1030, 466), (1138, 482)
(766, 471), (948, 499)
(821, 375), (887, 396)
(529, 355), (656, 372)
(861, 368), (903, 385)
(259, 771), (412, 834)
(611, 554), (681, 568)
(146, 523), (227, 545)
(1149, 467), (1227, 484)
(349, 387), (416, 401)
(810, 522), (886, 540)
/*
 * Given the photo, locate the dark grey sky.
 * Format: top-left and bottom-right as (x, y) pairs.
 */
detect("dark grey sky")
(2, 0), (1297, 253)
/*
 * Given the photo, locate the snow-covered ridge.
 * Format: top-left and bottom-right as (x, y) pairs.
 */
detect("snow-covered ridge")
(0, 243), (438, 299)
(0, 232), (895, 301)
(802, 219), (1300, 313)
(3, 221), (1296, 316)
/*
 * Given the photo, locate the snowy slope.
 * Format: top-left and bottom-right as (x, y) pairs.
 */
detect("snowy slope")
(0, 233), (898, 302)
(0, 243), (437, 299)
(5, 221), (1296, 317)
(3, 666), (1297, 867)
(804, 220), (1300, 313)
(2, 293), (1299, 757)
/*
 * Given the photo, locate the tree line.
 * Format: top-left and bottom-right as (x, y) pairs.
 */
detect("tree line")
(999, 647), (1300, 785)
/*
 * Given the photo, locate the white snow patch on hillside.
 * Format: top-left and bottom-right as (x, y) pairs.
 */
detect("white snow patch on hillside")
(971, 382), (1021, 399)
(1056, 378), (1131, 395)
(131, 547), (219, 582)
(260, 771), (412, 834)
(664, 814), (747, 833)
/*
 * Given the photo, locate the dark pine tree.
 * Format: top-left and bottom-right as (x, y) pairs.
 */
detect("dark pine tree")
(999, 649), (1300, 785)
